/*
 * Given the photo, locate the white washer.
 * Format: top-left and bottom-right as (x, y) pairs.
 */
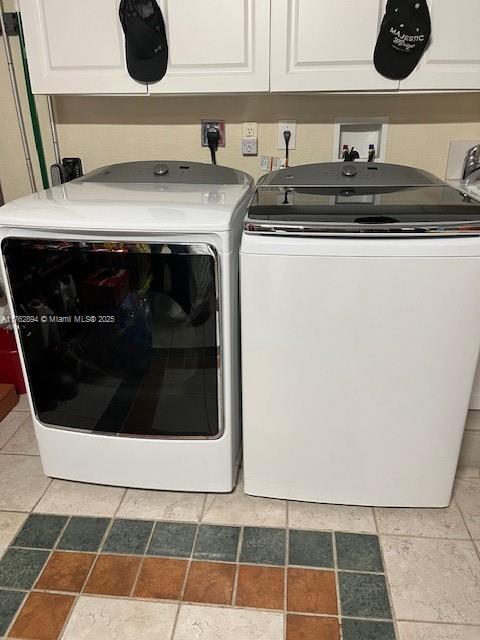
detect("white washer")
(0, 161), (253, 492)
(241, 162), (480, 507)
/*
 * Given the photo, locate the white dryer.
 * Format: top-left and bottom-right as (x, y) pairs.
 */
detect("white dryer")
(0, 161), (253, 492)
(241, 162), (480, 507)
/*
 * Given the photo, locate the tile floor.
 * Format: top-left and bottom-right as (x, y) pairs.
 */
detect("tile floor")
(0, 398), (479, 640)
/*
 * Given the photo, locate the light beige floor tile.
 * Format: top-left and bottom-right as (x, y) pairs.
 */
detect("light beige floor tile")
(0, 511), (27, 556)
(174, 604), (284, 640)
(456, 466), (480, 478)
(0, 455), (50, 511)
(14, 394), (31, 412)
(288, 501), (376, 533)
(398, 622), (480, 639)
(0, 411), (28, 448)
(62, 596), (178, 640)
(34, 479), (124, 517)
(2, 416), (39, 455)
(454, 479), (480, 538)
(375, 503), (469, 539)
(117, 489), (204, 522)
(381, 536), (480, 624)
(203, 478), (286, 527)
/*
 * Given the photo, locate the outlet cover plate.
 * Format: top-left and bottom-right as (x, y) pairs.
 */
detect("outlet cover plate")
(201, 120), (226, 147)
(243, 122), (258, 139)
(242, 138), (258, 156)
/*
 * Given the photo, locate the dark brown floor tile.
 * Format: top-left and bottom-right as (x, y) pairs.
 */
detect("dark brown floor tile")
(84, 554), (141, 597)
(35, 551), (95, 593)
(287, 568), (338, 615)
(8, 592), (74, 640)
(183, 561), (235, 605)
(287, 614), (340, 640)
(133, 557), (188, 600)
(235, 565), (284, 610)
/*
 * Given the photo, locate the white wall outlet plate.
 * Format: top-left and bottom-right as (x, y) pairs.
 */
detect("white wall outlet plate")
(277, 121), (297, 150)
(333, 117), (388, 162)
(243, 122), (258, 139)
(260, 155), (272, 171)
(242, 138), (258, 156)
(272, 156), (284, 171)
(201, 120), (226, 147)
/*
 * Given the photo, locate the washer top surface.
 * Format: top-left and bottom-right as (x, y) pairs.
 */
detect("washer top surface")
(81, 161), (247, 185)
(247, 162), (480, 237)
(0, 161), (253, 234)
(258, 161), (442, 188)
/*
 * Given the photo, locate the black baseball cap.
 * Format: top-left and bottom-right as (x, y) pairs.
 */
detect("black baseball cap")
(119, 0), (168, 84)
(374, 0), (431, 80)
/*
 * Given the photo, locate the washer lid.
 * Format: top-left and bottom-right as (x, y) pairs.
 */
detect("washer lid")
(258, 161), (442, 188)
(246, 184), (480, 237)
(81, 161), (247, 185)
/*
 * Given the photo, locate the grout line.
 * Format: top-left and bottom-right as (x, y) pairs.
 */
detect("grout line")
(284, 501), (289, 640)
(373, 530), (475, 542)
(332, 531), (343, 639)
(231, 526), (243, 607)
(29, 478), (53, 515)
(452, 493), (479, 552)
(169, 496), (206, 640)
(78, 492), (125, 598)
(0, 451), (40, 457)
(0, 412), (30, 452)
(373, 510), (399, 640)
(130, 520), (157, 598)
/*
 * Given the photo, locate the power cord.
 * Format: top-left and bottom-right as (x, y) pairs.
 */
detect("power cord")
(283, 129), (291, 168)
(206, 127), (220, 165)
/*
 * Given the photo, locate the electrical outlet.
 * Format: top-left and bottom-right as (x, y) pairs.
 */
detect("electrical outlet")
(201, 120), (226, 147)
(242, 138), (258, 156)
(242, 122), (258, 139)
(277, 121), (297, 150)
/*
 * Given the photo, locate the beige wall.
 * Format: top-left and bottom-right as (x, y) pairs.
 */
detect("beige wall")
(1, 45), (480, 202)
(54, 92), (480, 185)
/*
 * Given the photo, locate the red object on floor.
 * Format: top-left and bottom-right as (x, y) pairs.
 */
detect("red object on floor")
(0, 327), (26, 394)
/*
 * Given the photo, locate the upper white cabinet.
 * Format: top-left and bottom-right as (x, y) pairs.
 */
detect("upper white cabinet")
(19, 0), (147, 94)
(270, 0), (398, 92)
(19, 0), (270, 95)
(150, 0), (270, 93)
(399, 0), (480, 91)
(17, 0), (480, 94)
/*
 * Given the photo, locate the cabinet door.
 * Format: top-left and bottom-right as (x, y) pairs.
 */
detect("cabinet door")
(270, 0), (398, 92)
(400, 1), (480, 91)
(19, 0), (147, 94)
(149, 0), (270, 93)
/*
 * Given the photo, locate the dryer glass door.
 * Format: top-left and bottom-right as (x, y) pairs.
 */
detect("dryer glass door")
(2, 239), (221, 438)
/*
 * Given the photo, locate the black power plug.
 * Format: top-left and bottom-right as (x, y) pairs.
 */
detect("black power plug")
(283, 129), (292, 168)
(206, 127), (221, 165)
